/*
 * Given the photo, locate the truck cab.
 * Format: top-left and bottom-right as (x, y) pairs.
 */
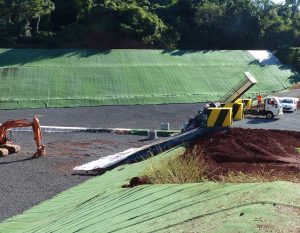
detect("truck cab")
(245, 96), (283, 119)
(264, 97), (283, 118)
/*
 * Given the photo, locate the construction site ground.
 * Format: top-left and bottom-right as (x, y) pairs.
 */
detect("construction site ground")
(1, 147), (300, 233)
(0, 131), (152, 222)
(0, 49), (299, 231)
(0, 96), (299, 224)
(0, 103), (208, 222)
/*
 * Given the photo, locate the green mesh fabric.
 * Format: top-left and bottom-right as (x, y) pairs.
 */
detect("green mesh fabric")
(0, 147), (299, 233)
(0, 49), (296, 109)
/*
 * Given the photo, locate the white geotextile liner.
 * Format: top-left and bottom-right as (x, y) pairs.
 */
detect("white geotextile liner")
(248, 50), (281, 65)
(73, 147), (143, 170)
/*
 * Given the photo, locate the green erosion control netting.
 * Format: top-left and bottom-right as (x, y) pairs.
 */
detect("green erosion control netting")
(0, 49), (297, 109)
(1, 147), (299, 233)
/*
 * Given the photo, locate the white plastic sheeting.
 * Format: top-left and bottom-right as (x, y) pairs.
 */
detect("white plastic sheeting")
(73, 147), (144, 170)
(248, 50), (281, 65)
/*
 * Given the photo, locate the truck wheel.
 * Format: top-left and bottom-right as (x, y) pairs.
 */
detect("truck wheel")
(266, 112), (274, 119)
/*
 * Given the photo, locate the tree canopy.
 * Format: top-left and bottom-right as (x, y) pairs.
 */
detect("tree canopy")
(0, 0), (299, 51)
(0, 0), (54, 42)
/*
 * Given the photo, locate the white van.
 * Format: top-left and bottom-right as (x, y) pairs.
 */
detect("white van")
(279, 97), (299, 112)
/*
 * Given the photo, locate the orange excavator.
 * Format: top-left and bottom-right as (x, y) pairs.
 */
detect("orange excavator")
(0, 117), (45, 158)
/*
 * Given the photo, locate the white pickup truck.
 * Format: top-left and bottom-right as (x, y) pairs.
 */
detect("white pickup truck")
(245, 96), (283, 119)
(279, 97), (299, 112)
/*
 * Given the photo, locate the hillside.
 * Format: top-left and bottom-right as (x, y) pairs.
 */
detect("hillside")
(0, 49), (297, 109)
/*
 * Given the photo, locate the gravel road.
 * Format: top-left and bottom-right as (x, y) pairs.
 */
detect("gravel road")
(234, 110), (300, 131)
(277, 88), (300, 98)
(0, 104), (202, 130)
(0, 97), (298, 132)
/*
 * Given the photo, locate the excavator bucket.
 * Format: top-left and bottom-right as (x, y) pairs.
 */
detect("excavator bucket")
(32, 145), (46, 158)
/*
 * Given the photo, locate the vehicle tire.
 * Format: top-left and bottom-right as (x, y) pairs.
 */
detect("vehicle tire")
(266, 112), (274, 119)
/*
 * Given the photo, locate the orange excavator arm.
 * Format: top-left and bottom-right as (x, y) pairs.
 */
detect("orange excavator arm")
(0, 117), (45, 158)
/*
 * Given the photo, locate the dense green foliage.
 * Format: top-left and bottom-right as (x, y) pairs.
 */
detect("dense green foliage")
(0, 0), (299, 51)
(276, 47), (300, 71)
(0, 0), (54, 44)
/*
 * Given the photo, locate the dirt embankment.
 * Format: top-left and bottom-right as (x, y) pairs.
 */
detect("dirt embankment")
(188, 128), (300, 180)
(124, 128), (300, 187)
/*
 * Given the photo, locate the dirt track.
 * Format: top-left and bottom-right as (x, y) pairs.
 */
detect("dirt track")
(188, 128), (300, 180)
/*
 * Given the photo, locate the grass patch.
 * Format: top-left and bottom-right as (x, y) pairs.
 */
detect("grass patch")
(219, 170), (300, 183)
(145, 147), (208, 184)
(220, 170), (277, 183)
(296, 147), (300, 154)
(144, 147), (300, 184)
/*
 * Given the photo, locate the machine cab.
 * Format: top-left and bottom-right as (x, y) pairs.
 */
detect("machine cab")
(264, 97), (283, 118)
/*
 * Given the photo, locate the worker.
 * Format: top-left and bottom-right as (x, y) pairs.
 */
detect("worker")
(257, 93), (262, 109)
(268, 98), (276, 107)
(203, 104), (210, 114)
(209, 102), (216, 107)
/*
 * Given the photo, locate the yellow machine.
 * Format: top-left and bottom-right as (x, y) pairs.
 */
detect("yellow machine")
(206, 107), (233, 127)
(234, 98), (252, 109)
(182, 72), (257, 132)
(222, 103), (244, 120)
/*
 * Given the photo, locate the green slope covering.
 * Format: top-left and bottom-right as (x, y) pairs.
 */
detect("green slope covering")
(0, 49), (297, 109)
(1, 147), (299, 233)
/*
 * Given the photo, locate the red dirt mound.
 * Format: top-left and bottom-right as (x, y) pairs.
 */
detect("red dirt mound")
(188, 128), (300, 177)
(124, 128), (300, 187)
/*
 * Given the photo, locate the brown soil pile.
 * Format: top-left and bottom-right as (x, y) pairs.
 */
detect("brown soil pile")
(187, 128), (300, 180)
(123, 128), (300, 187)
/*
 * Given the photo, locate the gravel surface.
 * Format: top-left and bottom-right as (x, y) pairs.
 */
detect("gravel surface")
(0, 131), (152, 222)
(0, 104), (202, 130)
(277, 88), (300, 98)
(234, 110), (300, 131)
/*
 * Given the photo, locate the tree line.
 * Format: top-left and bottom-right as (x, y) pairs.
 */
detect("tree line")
(0, 0), (299, 52)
